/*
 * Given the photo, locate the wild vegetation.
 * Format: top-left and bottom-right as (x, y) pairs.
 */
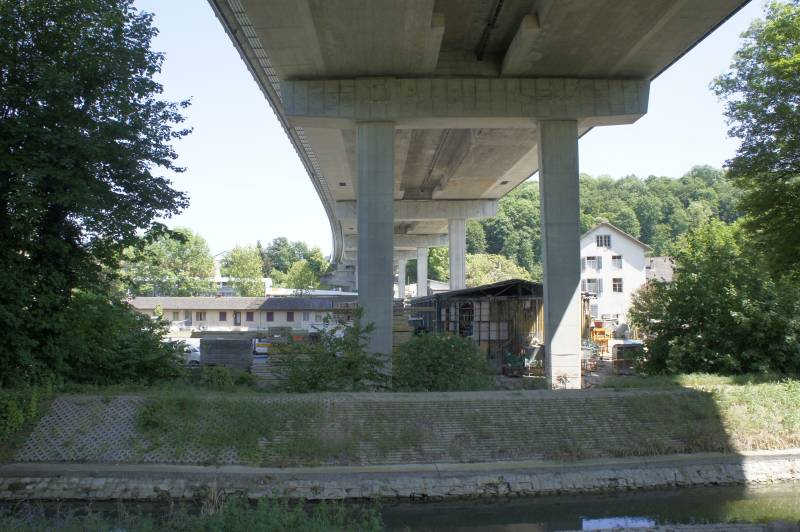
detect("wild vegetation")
(393, 333), (495, 391)
(0, 498), (383, 532)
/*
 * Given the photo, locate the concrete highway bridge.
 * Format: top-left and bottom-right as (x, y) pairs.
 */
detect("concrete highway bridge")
(207, 0), (749, 387)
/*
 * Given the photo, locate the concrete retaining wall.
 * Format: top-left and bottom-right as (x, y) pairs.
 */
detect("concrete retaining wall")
(2, 450), (798, 501)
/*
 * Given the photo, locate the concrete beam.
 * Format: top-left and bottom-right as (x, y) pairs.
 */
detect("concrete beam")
(501, 14), (542, 76)
(344, 234), (447, 251)
(282, 77), (649, 129)
(344, 249), (418, 262)
(336, 200), (497, 221)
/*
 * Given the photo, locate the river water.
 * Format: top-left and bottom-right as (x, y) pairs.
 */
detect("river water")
(381, 484), (800, 531)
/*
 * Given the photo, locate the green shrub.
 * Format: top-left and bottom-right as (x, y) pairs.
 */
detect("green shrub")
(235, 371), (258, 388)
(393, 333), (494, 391)
(279, 310), (388, 392)
(53, 290), (183, 385)
(200, 366), (235, 390)
(0, 383), (52, 443)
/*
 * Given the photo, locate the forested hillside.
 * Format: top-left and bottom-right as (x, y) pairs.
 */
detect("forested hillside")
(455, 165), (740, 281)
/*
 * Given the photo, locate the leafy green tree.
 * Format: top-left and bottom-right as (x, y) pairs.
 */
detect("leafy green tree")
(393, 333), (493, 391)
(221, 246), (264, 296)
(0, 0), (189, 383)
(304, 246), (330, 278)
(284, 259), (320, 290)
(466, 254), (532, 287)
(120, 228), (215, 296)
(264, 237), (311, 273)
(713, 1), (800, 274)
(629, 220), (800, 375)
(428, 247), (449, 281)
(466, 220), (487, 254)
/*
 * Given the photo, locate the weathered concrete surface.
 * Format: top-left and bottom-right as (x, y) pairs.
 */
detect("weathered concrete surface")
(1, 449), (798, 501)
(538, 119), (582, 389)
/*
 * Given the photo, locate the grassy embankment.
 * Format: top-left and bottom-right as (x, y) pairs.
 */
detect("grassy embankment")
(128, 375), (800, 465)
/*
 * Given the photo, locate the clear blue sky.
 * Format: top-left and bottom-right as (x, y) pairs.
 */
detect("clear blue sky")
(135, 0), (764, 257)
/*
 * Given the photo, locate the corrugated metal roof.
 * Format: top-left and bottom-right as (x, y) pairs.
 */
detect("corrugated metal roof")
(130, 296), (356, 311)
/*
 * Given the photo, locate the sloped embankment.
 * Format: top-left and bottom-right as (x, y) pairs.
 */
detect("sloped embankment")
(14, 384), (800, 467)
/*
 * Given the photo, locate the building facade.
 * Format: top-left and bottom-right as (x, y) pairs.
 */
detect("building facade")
(130, 296), (356, 333)
(580, 222), (651, 324)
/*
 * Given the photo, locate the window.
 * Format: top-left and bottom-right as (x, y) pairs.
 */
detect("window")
(303, 311), (309, 321)
(596, 234), (611, 248)
(246, 311), (254, 322)
(267, 311), (274, 322)
(287, 311), (295, 322)
(613, 278), (623, 293)
(582, 278), (603, 294)
(185, 310), (192, 324)
(196, 311), (206, 321)
(219, 311), (227, 321)
(583, 256), (602, 271)
(315, 313), (323, 322)
(612, 255), (623, 269)
(233, 311), (241, 326)
(172, 311), (180, 321)
(590, 304), (599, 318)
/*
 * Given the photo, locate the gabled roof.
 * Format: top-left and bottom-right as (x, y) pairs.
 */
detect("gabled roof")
(581, 221), (653, 252)
(412, 278), (543, 302)
(130, 296), (356, 311)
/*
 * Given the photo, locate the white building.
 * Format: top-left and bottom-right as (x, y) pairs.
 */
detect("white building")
(580, 222), (651, 324)
(130, 296), (356, 333)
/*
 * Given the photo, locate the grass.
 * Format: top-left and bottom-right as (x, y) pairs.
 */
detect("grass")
(0, 498), (383, 532)
(600, 372), (792, 389)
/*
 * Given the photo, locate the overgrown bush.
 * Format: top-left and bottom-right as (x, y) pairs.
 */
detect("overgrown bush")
(0, 497), (383, 531)
(200, 366), (235, 390)
(0, 383), (52, 443)
(279, 310), (388, 392)
(630, 220), (800, 375)
(393, 333), (494, 391)
(54, 291), (183, 385)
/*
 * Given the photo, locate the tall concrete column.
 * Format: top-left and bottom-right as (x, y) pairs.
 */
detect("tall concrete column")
(397, 259), (407, 300)
(448, 218), (466, 290)
(416, 247), (428, 297)
(357, 122), (395, 365)
(538, 120), (582, 389)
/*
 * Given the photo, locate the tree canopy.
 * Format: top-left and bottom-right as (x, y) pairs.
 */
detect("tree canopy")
(713, 0), (800, 274)
(221, 246), (264, 296)
(629, 220), (800, 375)
(0, 0), (189, 384)
(466, 254), (531, 287)
(121, 228), (215, 296)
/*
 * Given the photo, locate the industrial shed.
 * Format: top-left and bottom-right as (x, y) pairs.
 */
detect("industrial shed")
(410, 279), (545, 372)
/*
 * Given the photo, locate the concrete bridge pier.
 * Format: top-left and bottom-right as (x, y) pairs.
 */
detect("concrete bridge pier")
(448, 218), (466, 290)
(356, 121), (395, 367)
(416, 247), (428, 297)
(396, 258), (407, 300)
(538, 120), (582, 389)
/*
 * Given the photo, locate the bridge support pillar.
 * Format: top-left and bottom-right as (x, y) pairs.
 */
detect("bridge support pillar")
(448, 218), (466, 290)
(357, 122), (395, 369)
(538, 120), (582, 389)
(416, 247), (428, 297)
(397, 259), (407, 300)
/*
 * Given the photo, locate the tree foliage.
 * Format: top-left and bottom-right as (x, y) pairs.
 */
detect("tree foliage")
(466, 253), (531, 287)
(474, 167), (739, 280)
(713, 1), (800, 274)
(284, 259), (320, 290)
(629, 220), (800, 375)
(0, 0), (188, 384)
(120, 228), (214, 296)
(221, 246), (264, 296)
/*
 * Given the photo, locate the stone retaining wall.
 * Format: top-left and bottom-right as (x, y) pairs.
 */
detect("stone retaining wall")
(2, 450), (798, 501)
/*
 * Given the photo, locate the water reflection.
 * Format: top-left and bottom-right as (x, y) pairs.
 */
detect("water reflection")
(382, 484), (800, 531)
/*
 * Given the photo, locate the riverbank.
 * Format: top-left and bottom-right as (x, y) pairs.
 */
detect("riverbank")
(2, 449), (799, 501)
